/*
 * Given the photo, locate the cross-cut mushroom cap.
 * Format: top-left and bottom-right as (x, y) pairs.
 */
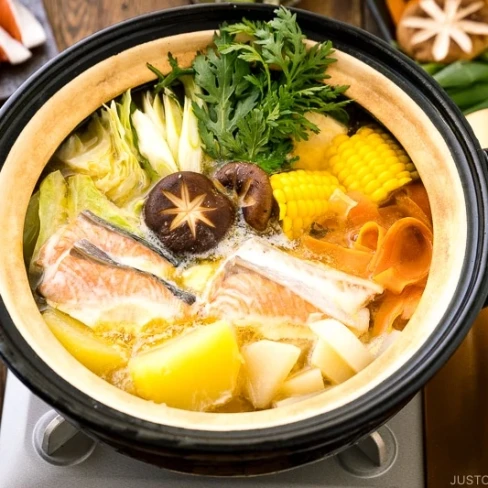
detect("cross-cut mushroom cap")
(397, 0), (488, 63)
(144, 172), (235, 254)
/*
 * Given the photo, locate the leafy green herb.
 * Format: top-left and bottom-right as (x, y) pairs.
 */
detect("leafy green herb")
(148, 53), (194, 94)
(151, 7), (350, 172)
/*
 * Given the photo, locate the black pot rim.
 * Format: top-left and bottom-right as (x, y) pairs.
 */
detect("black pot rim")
(1, 3), (488, 455)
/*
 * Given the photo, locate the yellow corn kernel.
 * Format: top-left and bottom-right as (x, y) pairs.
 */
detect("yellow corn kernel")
(278, 203), (287, 220)
(273, 188), (286, 204)
(282, 217), (293, 234)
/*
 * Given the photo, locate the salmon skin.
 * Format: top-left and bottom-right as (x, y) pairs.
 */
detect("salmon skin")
(81, 211), (178, 266)
(74, 239), (195, 305)
(38, 242), (194, 330)
(36, 210), (177, 280)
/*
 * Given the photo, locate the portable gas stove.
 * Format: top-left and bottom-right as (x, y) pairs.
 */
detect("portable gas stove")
(0, 372), (424, 488)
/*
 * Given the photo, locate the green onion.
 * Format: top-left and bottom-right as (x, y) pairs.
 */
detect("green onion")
(434, 61), (488, 89)
(419, 62), (445, 76)
(463, 98), (488, 115)
(447, 82), (488, 110)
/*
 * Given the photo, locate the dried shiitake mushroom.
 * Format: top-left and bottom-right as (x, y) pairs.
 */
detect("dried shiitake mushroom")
(144, 172), (235, 254)
(214, 162), (274, 232)
(397, 0), (488, 63)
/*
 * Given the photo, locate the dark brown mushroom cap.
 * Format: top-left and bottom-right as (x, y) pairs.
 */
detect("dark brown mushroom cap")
(213, 162), (274, 232)
(144, 172), (235, 254)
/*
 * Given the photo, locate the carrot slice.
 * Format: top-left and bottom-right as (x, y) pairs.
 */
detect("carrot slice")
(0, 0), (21, 42)
(302, 235), (373, 278)
(371, 217), (433, 294)
(398, 182), (432, 221)
(394, 193), (432, 229)
(354, 221), (386, 253)
(373, 286), (423, 336)
(348, 193), (380, 228)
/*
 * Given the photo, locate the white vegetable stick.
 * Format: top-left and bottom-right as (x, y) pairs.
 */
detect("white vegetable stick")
(178, 95), (202, 173)
(163, 89), (183, 163)
(13, 0), (46, 49)
(0, 25), (31, 65)
(272, 391), (325, 409)
(280, 368), (325, 398)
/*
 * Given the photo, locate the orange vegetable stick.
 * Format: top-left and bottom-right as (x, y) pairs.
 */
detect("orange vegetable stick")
(0, 0), (21, 42)
(386, 0), (419, 25)
(348, 193), (381, 228)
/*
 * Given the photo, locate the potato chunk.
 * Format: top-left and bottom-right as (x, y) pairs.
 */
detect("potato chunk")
(43, 309), (129, 375)
(242, 340), (301, 409)
(129, 321), (241, 411)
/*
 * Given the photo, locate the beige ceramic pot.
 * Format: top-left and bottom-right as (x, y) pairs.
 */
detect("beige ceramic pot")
(0, 4), (486, 476)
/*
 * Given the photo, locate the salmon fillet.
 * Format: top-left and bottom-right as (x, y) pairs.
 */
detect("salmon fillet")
(207, 266), (321, 323)
(36, 212), (174, 279)
(39, 248), (191, 330)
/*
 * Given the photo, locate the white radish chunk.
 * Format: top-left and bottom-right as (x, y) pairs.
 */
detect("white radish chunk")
(13, 1), (46, 48)
(0, 26), (30, 64)
(310, 319), (374, 384)
(242, 340), (301, 409)
(311, 339), (356, 384)
(273, 391), (324, 408)
(280, 368), (325, 398)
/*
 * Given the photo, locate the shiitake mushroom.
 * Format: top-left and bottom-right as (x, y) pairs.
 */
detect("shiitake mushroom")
(213, 162), (274, 232)
(144, 172), (235, 254)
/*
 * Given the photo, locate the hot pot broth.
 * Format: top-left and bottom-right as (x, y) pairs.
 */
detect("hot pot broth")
(23, 8), (433, 413)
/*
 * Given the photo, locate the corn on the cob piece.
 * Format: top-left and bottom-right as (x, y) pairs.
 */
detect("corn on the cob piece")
(273, 125), (417, 239)
(270, 170), (344, 239)
(323, 125), (418, 203)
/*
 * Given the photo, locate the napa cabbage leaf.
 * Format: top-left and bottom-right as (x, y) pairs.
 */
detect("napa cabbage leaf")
(56, 90), (149, 206)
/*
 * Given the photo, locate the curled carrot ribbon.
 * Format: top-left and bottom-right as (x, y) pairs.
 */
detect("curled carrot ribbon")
(370, 217), (433, 294)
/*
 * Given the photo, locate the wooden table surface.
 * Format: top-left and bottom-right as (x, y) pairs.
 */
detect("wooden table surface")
(1, 2), (487, 486)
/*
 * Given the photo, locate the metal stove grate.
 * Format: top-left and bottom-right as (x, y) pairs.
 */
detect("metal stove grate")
(0, 373), (425, 488)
